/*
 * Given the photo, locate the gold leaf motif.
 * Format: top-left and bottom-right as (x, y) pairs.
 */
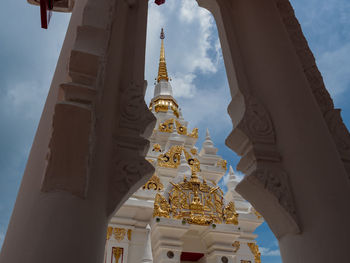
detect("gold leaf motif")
(247, 243), (261, 263)
(112, 247), (123, 263)
(113, 228), (126, 242)
(232, 241), (240, 253)
(106, 226), (113, 240)
(189, 128), (198, 138)
(152, 143), (162, 152)
(158, 118), (174, 133)
(143, 174), (164, 191)
(157, 145), (183, 169)
(190, 148), (198, 155)
(175, 119), (188, 135)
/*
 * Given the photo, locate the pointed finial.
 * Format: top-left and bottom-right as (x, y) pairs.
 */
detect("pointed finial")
(206, 128), (211, 139)
(157, 28), (169, 83)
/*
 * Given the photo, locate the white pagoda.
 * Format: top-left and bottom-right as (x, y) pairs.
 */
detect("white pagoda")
(104, 29), (264, 263)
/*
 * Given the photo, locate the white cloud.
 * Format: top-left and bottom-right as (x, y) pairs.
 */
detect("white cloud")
(145, 0), (222, 102)
(260, 247), (281, 256)
(5, 80), (48, 120)
(170, 73), (196, 98)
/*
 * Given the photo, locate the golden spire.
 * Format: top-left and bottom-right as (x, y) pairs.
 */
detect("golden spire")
(157, 28), (169, 82)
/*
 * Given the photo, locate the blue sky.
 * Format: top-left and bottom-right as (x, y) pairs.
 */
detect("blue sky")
(1, 1), (350, 263)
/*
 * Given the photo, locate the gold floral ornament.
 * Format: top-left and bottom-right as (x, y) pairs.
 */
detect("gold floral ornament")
(158, 145), (183, 169)
(143, 174), (164, 191)
(217, 159), (228, 171)
(232, 241), (240, 252)
(153, 171), (239, 226)
(112, 247), (123, 263)
(175, 119), (187, 135)
(153, 143), (162, 152)
(247, 243), (261, 263)
(114, 228), (126, 242)
(159, 118), (174, 133)
(189, 128), (199, 138)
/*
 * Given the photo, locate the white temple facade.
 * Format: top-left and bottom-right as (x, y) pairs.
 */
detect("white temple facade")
(104, 29), (263, 263)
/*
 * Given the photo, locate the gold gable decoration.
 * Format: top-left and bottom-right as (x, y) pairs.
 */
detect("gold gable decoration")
(153, 172), (239, 226)
(157, 146), (200, 172)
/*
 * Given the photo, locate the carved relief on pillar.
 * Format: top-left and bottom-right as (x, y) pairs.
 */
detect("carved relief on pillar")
(41, 0), (115, 198)
(276, 0), (350, 179)
(107, 82), (156, 216)
(229, 94), (300, 237)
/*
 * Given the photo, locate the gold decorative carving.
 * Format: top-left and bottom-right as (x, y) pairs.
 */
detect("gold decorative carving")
(127, 229), (132, 241)
(189, 128), (199, 138)
(224, 202), (239, 225)
(247, 243), (261, 263)
(153, 143), (162, 152)
(172, 105), (179, 118)
(252, 207), (263, 219)
(107, 226), (113, 240)
(112, 247), (123, 263)
(143, 174), (164, 191)
(158, 145), (183, 168)
(190, 148), (197, 155)
(217, 159), (228, 171)
(153, 171), (238, 226)
(159, 118), (174, 133)
(183, 149), (201, 173)
(175, 119), (188, 135)
(232, 241), (240, 253)
(153, 193), (171, 218)
(155, 104), (169, 113)
(114, 228), (126, 242)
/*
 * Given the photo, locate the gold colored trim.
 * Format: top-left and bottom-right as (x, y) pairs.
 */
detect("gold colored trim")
(112, 247), (123, 263)
(127, 229), (132, 241)
(217, 159), (228, 171)
(106, 226), (113, 240)
(232, 241), (240, 252)
(247, 243), (261, 263)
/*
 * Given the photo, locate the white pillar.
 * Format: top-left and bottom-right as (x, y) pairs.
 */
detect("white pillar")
(0, 1), (154, 263)
(198, 0), (350, 262)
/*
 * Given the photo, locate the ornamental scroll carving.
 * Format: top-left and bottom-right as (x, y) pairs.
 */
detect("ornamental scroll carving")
(108, 82), (156, 216)
(277, 0), (350, 178)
